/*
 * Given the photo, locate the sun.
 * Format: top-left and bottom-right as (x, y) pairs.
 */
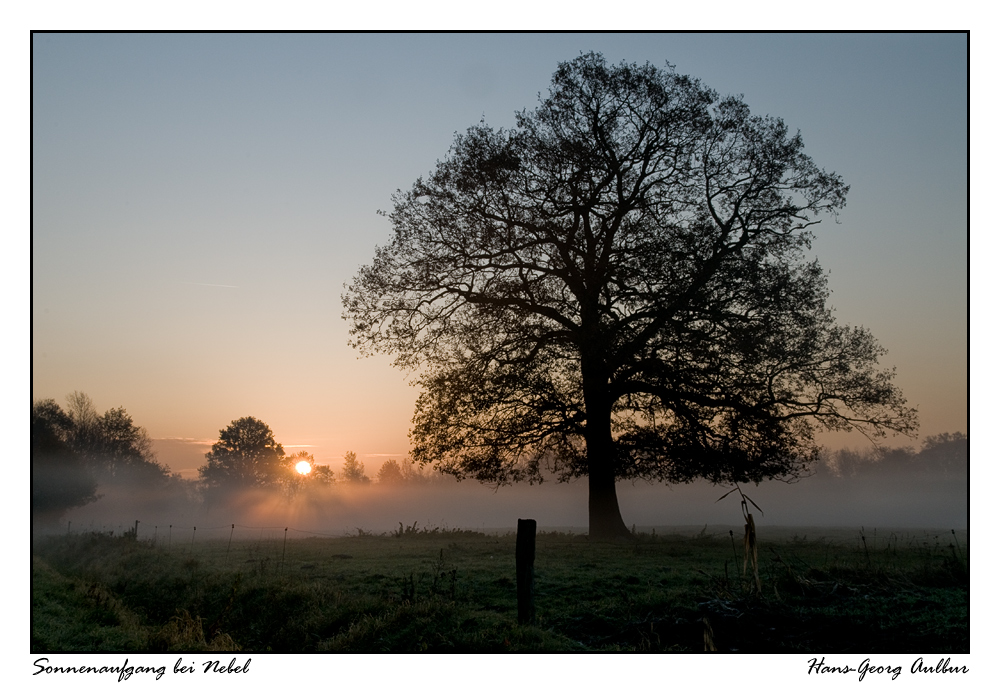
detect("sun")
(295, 460), (312, 475)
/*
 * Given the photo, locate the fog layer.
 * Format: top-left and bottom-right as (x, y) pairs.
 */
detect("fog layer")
(44, 466), (966, 540)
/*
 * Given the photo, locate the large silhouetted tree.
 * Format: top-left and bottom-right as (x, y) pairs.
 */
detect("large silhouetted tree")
(344, 53), (917, 538)
(199, 417), (285, 490)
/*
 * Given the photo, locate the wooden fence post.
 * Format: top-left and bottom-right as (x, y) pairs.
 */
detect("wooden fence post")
(516, 518), (536, 625)
(281, 527), (288, 572)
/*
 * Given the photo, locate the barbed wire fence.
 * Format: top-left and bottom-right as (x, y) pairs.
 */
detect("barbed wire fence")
(60, 518), (365, 574)
(64, 520), (349, 540)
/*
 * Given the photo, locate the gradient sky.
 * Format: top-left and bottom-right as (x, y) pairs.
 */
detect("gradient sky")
(31, 33), (968, 477)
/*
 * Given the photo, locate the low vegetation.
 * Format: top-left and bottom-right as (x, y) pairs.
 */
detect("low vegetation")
(32, 525), (967, 652)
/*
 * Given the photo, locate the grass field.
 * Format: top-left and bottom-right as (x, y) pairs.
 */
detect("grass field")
(32, 525), (968, 653)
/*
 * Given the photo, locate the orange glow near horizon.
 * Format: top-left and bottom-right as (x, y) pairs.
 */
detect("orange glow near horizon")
(295, 461), (312, 476)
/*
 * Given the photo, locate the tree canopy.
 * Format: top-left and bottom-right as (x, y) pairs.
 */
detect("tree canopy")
(281, 451), (335, 494)
(376, 459), (406, 485)
(199, 417), (286, 490)
(343, 53), (917, 537)
(340, 451), (370, 484)
(31, 393), (170, 523)
(31, 399), (98, 523)
(60, 391), (167, 482)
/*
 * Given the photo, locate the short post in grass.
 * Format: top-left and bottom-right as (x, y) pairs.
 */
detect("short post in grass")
(516, 518), (536, 625)
(227, 524), (235, 561)
(281, 527), (288, 572)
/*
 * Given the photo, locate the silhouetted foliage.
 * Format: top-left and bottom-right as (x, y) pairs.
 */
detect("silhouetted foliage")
(60, 391), (169, 485)
(820, 433), (967, 478)
(376, 459), (406, 485)
(32, 399), (99, 522)
(198, 417), (285, 490)
(32, 399), (76, 454)
(279, 451), (336, 494)
(340, 451), (370, 484)
(344, 53), (917, 537)
(916, 432), (968, 474)
(32, 393), (172, 522)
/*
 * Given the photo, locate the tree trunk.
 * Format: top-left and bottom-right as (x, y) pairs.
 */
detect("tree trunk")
(582, 367), (632, 540)
(588, 457), (631, 539)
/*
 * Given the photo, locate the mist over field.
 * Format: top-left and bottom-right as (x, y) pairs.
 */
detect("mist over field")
(45, 446), (967, 540)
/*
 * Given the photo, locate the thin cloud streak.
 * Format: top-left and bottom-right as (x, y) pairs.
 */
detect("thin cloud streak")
(155, 437), (216, 445)
(180, 281), (239, 288)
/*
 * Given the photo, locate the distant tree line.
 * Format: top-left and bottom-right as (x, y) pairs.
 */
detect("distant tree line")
(31, 392), (173, 523)
(31, 399), (485, 525)
(345, 452), (444, 486)
(815, 432), (967, 478)
(197, 418), (435, 499)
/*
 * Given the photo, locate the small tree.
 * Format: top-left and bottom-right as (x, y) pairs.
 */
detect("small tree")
(279, 451), (335, 494)
(199, 417), (285, 490)
(376, 459), (406, 485)
(94, 407), (163, 480)
(64, 390), (100, 452)
(344, 53), (917, 538)
(340, 451), (370, 484)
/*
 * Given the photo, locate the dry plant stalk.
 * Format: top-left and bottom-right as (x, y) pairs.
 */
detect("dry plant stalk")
(702, 617), (717, 652)
(719, 484), (764, 596)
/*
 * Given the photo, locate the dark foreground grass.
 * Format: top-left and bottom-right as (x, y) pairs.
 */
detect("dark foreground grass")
(32, 526), (968, 653)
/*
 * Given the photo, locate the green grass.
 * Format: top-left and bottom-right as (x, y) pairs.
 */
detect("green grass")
(32, 526), (968, 653)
